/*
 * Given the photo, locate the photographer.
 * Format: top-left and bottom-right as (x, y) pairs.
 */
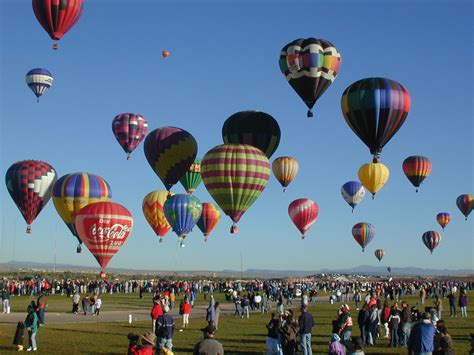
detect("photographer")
(128, 331), (156, 355)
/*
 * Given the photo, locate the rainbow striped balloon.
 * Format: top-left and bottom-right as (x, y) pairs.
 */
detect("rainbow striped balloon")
(201, 144), (270, 233)
(402, 155), (432, 192)
(352, 222), (375, 252)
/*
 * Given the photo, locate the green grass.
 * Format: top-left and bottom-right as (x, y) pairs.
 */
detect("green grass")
(0, 292), (472, 354)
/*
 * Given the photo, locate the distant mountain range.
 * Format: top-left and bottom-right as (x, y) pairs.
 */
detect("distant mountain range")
(0, 260), (472, 277)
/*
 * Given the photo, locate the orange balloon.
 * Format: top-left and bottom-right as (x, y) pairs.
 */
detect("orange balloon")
(162, 50), (170, 58)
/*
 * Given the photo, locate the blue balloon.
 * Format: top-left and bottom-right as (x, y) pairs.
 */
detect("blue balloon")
(341, 181), (366, 211)
(26, 68), (53, 102)
(164, 194), (202, 246)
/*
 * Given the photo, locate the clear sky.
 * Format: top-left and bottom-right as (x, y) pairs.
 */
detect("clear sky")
(0, 0), (472, 272)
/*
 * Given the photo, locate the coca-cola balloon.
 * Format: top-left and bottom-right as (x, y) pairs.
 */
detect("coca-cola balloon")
(75, 202), (133, 270)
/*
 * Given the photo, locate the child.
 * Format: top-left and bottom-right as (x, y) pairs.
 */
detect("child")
(13, 321), (25, 351)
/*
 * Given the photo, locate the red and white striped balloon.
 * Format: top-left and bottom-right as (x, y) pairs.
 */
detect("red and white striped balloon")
(288, 198), (319, 239)
(75, 202), (133, 270)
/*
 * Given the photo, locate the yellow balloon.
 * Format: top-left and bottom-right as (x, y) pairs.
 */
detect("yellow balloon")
(272, 156), (299, 192)
(358, 162), (390, 198)
(142, 190), (175, 241)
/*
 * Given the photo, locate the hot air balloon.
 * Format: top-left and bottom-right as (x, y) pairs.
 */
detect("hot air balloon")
(75, 201), (133, 272)
(436, 213), (451, 231)
(163, 194), (202, 247)
(222, 111), (281, 158)
(358, 162), (390, 199)
(162, 50), (170, 58)
(341, 181), (365, 212)
(422, 231), (441, 254)
(341, 78), (410, 161)
(402, 156), (432, 192)
(272, 157), (299, 192)
(52, 173), (112, 252)
(144, 127), (198, 191)
(32, 0), (84, 50)
(112, 113), (148, 160)
(387, 266), (392, 273)
(279, 38), (341, 117)
(456, 194), (473, 220)
(197, 202), (221, 242)
(288, 199), (319, 239)
(201, 144), (270, 234)
(26, 68), (53, 102)
(352, 222), (375, 252)
(179, 158), (202, 194)
(142, 190), (174, 242)
(374, 249), (385, 262)
(5, 160), (57, 233)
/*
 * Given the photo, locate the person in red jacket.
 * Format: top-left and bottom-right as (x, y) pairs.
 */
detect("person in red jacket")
(180, 298), (192, 329)
(128, 331), (156, 355)
(150, 298), (163, 333)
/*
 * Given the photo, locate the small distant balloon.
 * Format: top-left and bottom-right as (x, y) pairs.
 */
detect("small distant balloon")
(288, 198), (319, 239)
(162, 50), (170, 58)
(358, 162), (390, 199)
(402, 156), (432, 192)
(422, 231), (441, 254)
(387, 266), (392, 273)
(341, 181), (365, 212)
(456, 194), (473, 220)
(26, 68), (53, 102)
(436, 213), (451, 231)
(352, 222), (375, 252)
(374, 249), (385, 262)
(272, 157), (299, 192)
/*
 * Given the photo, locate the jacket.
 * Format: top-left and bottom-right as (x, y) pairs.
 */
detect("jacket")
(156, 314), (175, 339)
(151, 303), (163, 320)
(298, 311), (314, 334)
(407, 321), (436, 353)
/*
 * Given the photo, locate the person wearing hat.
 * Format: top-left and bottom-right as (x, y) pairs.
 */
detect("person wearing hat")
(335, 304), (353, 347)
(328, 333), (346, 355)
(298, 304), (314, 355)
(155, 304), (175, 352)
(193, 325), (224, 355)
(128, 331), (156, 355)
(407, 312), (436, 355)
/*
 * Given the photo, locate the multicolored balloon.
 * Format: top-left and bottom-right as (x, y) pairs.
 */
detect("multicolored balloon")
(26, 68), (53, 102)
(222, 110), (281, 158)
(402, 156), (432, 192)
(341, 78), (410, 160)
(279, 38), (341, 117)
(142, 190), (174, 242)
(112, 113), (148, 160)
(422, 231), (441, 254)
(288, 198), (319, 239)
(32, 0), (84, 49)
(163, 194), (202, 247)
(456, 194), (473, 220)
(179, 158), (202, 194)
(272, 157), (299, 192)
(358, 162), (390, 199)
(374, 249), (385, 262)
(436, 213), (451, 231)
(352, 222), (375, 252)
(201, 144), (270, 234)
(341, 181), (365, 212)
(75, 201), (133, 271)
(5, 160), (57, 233)
(144, 127), (198, 191)
(52, 173), (112, 252)
(197, 202), (221, 242)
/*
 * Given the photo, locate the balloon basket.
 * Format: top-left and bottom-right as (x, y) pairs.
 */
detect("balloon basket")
(159, 238), (163, 243)
(283, 188), (287, 193)
(99, 272), (107, 278)
(52, 43), (58, 50)
(126, 154), (131, 160)
(26, 226), (32, 234)
(76, 245), (82, 253)
(307, 110), (313, 118)
(230, 225), (238, 234)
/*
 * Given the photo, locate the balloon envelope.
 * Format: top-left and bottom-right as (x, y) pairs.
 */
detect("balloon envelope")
(5, 160), (57, 233)
(374, 249), (385, 262)
(358, 162), (389, 198)
(341, 181), (365, 211)
(179, 158), (202, 194)
(26, 68), (53, 101)
(402, 156), (432, 192)
(32, 0), (84, 41)
(341, 77), (410, 158)
(288, 198), (319, 238)
(52, 173), (112, 245)
(201, 144), (270, 232)
(112, 113), (148, 159)
(436, 212), (451, 230)
(279, 38), (341, 117)
(142, 190), (174, 240)
(272, 157), (299, 191)
(75, 201), (133, 270)
(197, 202), (221, 241)
(456, 194), (473, 220)
(163, 194), (202, 239)
(352, 222), (375, 251)
(144, 127), (198, 191)
(422, 231), (441, 254)
(222, 110), (281, 158)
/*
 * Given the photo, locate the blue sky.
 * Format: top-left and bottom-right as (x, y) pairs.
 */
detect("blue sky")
(1, 0), (472, 272)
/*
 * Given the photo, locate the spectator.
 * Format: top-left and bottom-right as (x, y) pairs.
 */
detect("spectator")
(155, 305), (175, 352)
(298, 304), (314, 355)
(407, 312), (436, 355)
(193, 325), (224, 355)
(328, 333), (346, 355)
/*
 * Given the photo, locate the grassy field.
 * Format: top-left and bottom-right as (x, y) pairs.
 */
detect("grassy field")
(0, 292), (472, 354)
